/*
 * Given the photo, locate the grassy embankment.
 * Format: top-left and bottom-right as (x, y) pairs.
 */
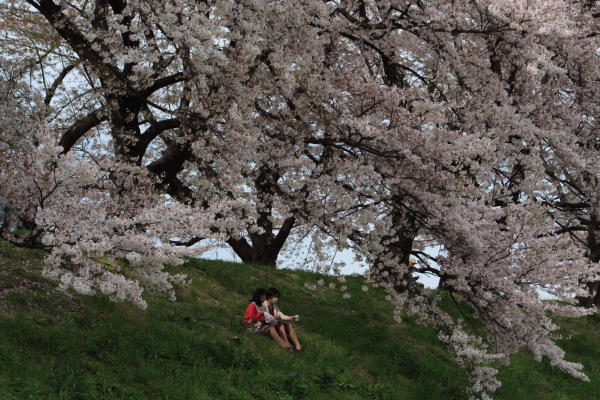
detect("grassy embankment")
(0, 239), (598, 399)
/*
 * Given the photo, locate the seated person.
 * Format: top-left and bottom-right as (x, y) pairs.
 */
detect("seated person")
(260, 287), (302, 351)
(243, 288), (293, 350)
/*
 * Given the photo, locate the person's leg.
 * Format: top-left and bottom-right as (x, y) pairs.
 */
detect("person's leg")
(285, 323), (301, 351)
(277, 323), (291, 347)
(268, 327), (291, 348)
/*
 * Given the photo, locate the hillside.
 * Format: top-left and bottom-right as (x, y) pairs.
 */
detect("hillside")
(0, 239), (598, 400)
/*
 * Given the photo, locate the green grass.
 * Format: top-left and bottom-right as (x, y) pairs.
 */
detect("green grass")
(0, 239), (599, 399)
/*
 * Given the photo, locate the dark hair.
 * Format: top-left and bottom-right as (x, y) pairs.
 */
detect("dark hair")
(251, 288), (266, 306)
(265, 287), (281, 300)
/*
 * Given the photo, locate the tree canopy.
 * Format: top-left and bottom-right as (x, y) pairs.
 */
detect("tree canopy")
(1, 1), (600, 398)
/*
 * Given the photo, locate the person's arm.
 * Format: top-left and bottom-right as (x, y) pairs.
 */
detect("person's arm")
(275, 305), (297, 321)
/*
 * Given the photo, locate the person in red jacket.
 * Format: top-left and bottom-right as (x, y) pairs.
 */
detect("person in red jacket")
(243, 288), (292, 350)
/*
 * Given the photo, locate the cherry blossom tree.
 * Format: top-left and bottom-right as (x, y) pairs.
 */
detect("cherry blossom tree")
(0, 72), (217, 308)
(0, 0), (342, 266)
(1, 1), (600, 398)
(286, 1), (600, 397)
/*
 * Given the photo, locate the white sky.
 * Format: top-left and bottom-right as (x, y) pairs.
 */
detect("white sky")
(199, 238), (442, 288)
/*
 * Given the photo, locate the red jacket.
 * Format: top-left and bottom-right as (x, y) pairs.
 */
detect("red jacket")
(243, 302), (264, 324)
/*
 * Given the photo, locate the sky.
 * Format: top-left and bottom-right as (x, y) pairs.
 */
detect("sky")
(199, 238), (442, 289)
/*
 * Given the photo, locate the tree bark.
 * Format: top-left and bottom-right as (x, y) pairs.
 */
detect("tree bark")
(369, 199), (419, 293)
(226, 216), (295, 266)
(577, 216), (600, 307)
(224, 166), (296, 266)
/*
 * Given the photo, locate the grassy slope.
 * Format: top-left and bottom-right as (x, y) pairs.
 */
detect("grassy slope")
(0, 240), (598, 400)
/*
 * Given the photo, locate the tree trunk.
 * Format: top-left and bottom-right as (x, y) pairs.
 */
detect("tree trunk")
(581, 281), (600, 307)
(225, 166), (296, 266)
(371, 240), (418, 293)
(226, 216), (295, 266)
(227, 237), (279, 266)
(369, 200), (419, 293)
(578, 218), (600, 307)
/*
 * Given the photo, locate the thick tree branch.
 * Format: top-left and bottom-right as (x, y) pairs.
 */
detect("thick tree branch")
(135, 118), (181, 162)
(273, 216), (296, 252)
(58, 108), (107, 154)
(44, 63), (77, 106)
(146, 142), (193, 203)
(34, 0), (124, 85)
(170, 237), (203, 247)
(141, 72), (186, 97)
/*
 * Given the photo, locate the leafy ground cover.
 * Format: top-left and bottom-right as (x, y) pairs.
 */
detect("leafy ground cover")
(0, 240), (598, 399)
